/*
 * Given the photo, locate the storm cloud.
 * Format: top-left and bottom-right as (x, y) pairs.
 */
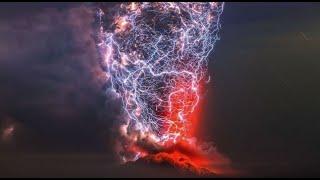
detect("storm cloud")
(0, 3), (112, 153)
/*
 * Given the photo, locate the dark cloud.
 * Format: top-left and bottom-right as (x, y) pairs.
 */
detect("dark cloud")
(0, 4), (112, 153)
(199, 3), (320, 177)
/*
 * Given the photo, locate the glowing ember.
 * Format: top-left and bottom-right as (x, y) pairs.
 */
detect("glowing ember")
(97, 2), (229, 175)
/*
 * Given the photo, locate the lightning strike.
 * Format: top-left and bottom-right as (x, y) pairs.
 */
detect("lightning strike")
(97, 2), (230, 175)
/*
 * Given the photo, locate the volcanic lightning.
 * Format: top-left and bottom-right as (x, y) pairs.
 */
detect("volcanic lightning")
(97, 2), (230, 175)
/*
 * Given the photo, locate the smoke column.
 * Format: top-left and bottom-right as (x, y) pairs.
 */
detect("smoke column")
(97, 2), (230, 175)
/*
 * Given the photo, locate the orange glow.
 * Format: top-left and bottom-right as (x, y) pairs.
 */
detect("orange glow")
(142, 139), (232, 176)
(115, 16), (130, 33)
(146, 151), (212, 175)
(130, 2), (137, 11)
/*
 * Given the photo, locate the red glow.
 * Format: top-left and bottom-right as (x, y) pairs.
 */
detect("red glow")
(161, 79), (203, 142)
(144, 80), (232, 175)
(142, 139), (232, 176)
(146, 151), (212, 175)
(116, 79), (234, 176)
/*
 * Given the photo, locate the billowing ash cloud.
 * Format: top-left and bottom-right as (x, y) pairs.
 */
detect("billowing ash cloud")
(0, 4), (110, 153)
(97, 2), (232, 175)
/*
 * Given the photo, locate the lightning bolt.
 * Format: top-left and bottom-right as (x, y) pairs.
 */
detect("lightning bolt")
(97, 2), (229, 175)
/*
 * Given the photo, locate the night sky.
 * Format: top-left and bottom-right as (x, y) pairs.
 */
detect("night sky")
(0, 2), (320, 177)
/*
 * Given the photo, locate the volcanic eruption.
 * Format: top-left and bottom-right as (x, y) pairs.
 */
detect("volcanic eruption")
(97, 2), (231, 176)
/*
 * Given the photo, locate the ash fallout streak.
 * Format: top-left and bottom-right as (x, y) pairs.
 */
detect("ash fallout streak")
(97, 2), (231, 175)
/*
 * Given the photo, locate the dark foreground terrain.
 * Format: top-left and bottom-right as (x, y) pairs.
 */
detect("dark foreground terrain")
(1, 153), (319, 178)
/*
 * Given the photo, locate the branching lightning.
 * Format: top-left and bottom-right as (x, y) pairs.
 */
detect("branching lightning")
(97, 2), (227, 175)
